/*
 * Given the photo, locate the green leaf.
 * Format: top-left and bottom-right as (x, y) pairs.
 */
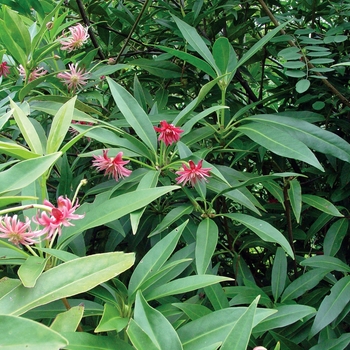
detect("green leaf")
(0, 109), (13, 130)
(0, 153), (61, 195)
(323, 219), (348, 256)
(300, 256), (350, 273)
(107, 77), (157, 153)
(224, 213), (294, 258)
(17, 256), (47, 288)
(149, 205), (193, 237)
(285, 70), (306, 78)
(1, 315), (68, 349)
(46, 96), (76, 154)
(309, 333), (350, 350)
(281, 269), (330, 302)
(171, 15), (219, 75)
(242, 115), (350, 163)
(0, 252), (135, 316)
(95, 303), (128, 333)
(50, 305), (84, 332)
(295, 79), (311, 93)
(288, 179), (302, 223)
(145, 275), (232, 301)
(221, 296), (259, 350)
(0, 141), (41, 160)
(195, 219), (218, 274)
(253, 304), (316, 334)
(283, 61), (306, 69)
(172, 303), (212, 321)
(236, 20), (291, 69)
(132, 291), (183, 350)
(310, 276), (350, 337)
(178, 307), (276, 350)
(10, 99), (43, 154)
(127, 319), (159, 350)
(237, 123), (324, 171)
(129, 58), (182, 78)
(302, 194), (343, 217)
(128, 221), (186, 299)
(62, 332), (134, 350)
(58, 186), (180, 249)
(271, 248), (287, 302)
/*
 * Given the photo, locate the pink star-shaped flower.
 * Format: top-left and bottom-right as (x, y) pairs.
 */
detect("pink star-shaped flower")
(154, 120), (184, 146)
(175, 160), (211, 187)
(92, 150), (132, 181)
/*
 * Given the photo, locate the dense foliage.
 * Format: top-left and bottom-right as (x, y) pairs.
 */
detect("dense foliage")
(0, 0), (350, 349)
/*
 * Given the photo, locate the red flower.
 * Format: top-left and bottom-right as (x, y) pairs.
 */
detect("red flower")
(92, 150), (132, 181)
(154, 120), (184, 146)
(0, 215), (44, 246)
(34, 196), (84, 238)
(175, 160), (211, 187)
(0, 62), (10, 78)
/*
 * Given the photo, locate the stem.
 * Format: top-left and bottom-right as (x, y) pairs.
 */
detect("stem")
(0, 204), (52, 216)
(115, 0), (151, 63)
(25, 245), (39, 257)
(72, 179), (88, 204)
(219, 87), (226, 129)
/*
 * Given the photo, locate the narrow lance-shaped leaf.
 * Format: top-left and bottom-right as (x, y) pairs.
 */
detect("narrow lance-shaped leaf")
(0, 252), (135, 316)
(302, 194), (343, 217)
(271, 248), (287, 302)
(288, 178), (302, 223)
(107, 77), (157, 154)
(323, 219), (348, 256)
(309, 275), (350, 338)
(299, 255), (350, 273)
(46, 96), (77, 154)
(224, 213), (294, 258)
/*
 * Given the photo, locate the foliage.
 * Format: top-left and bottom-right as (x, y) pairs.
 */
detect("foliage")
(0, 0), (350, 349)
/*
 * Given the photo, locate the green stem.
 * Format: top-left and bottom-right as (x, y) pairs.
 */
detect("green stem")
(219, 87), (227, 129)
(0, 204), (53, 216)
(25, 244), (39, 257)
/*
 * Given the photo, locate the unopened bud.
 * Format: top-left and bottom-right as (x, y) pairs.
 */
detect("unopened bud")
(46, 21), (54, 30)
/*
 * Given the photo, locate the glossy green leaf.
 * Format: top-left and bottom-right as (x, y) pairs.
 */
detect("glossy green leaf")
(132, 291), (183, 350)
(107, 77), (157, 153)
(1, 315), (68, 349)
(129, 58), (182, 78)
(300, 256), (350, 273)
(271, 248), (287, 302)
(46, 96), (76, 154)
(295, 79), (311, 94)
(302, 194), (343, 217)
(0, 141), (41, 160)
(281, 269), (330, 302)
(128, 221), (186, 299)
(0, 252), (135, 316)
(172, 303), (212, 321)
(0, 152), (61, 195)
(58, 186), (180, 249)
(253, 304), (316, 333)
(172, 15), (219, 75)
(225, 285), (272, 308)
(283, 61), (305, 69)
(221, 296), (259, 350)
(288, 179), (302, 223)
(195, 218), (218, 274)
(149, 205), (193, 237)
(10, 99), (43, 154)
(50, 305), (84, 332)
(245, 114), (350, 163)
(95, 303), (128, 333)
(62, 332), (134, 350)
(127, 319), (159, 350)
(144, 275), (232, 301)
(323, 219), (348, 256)
(17, 256), (47, 288)
(0, 109), (13, 130)
(309, 333), (350, 350)
(224, 213), (294, 258)
(310, 276), (350, 337)
(237, 123), (324, 171)
(178, 307), (276, 350)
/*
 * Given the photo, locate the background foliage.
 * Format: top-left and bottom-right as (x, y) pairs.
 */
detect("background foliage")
(0, 0), (350, 349)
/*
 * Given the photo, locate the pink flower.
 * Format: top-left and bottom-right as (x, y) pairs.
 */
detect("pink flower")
(92, 150), (132, 181)
(34, 196), (84, 238)
(253, 347), (268, 350)
(154, 120), (184, 146)
(57, 63), (89, 92)
(0, 215), (43, 246)
(175, 160), (211, 187)
(0, 62), (10, 78)
(18, 65), (47, 82)
(60, 23), (89, 52)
